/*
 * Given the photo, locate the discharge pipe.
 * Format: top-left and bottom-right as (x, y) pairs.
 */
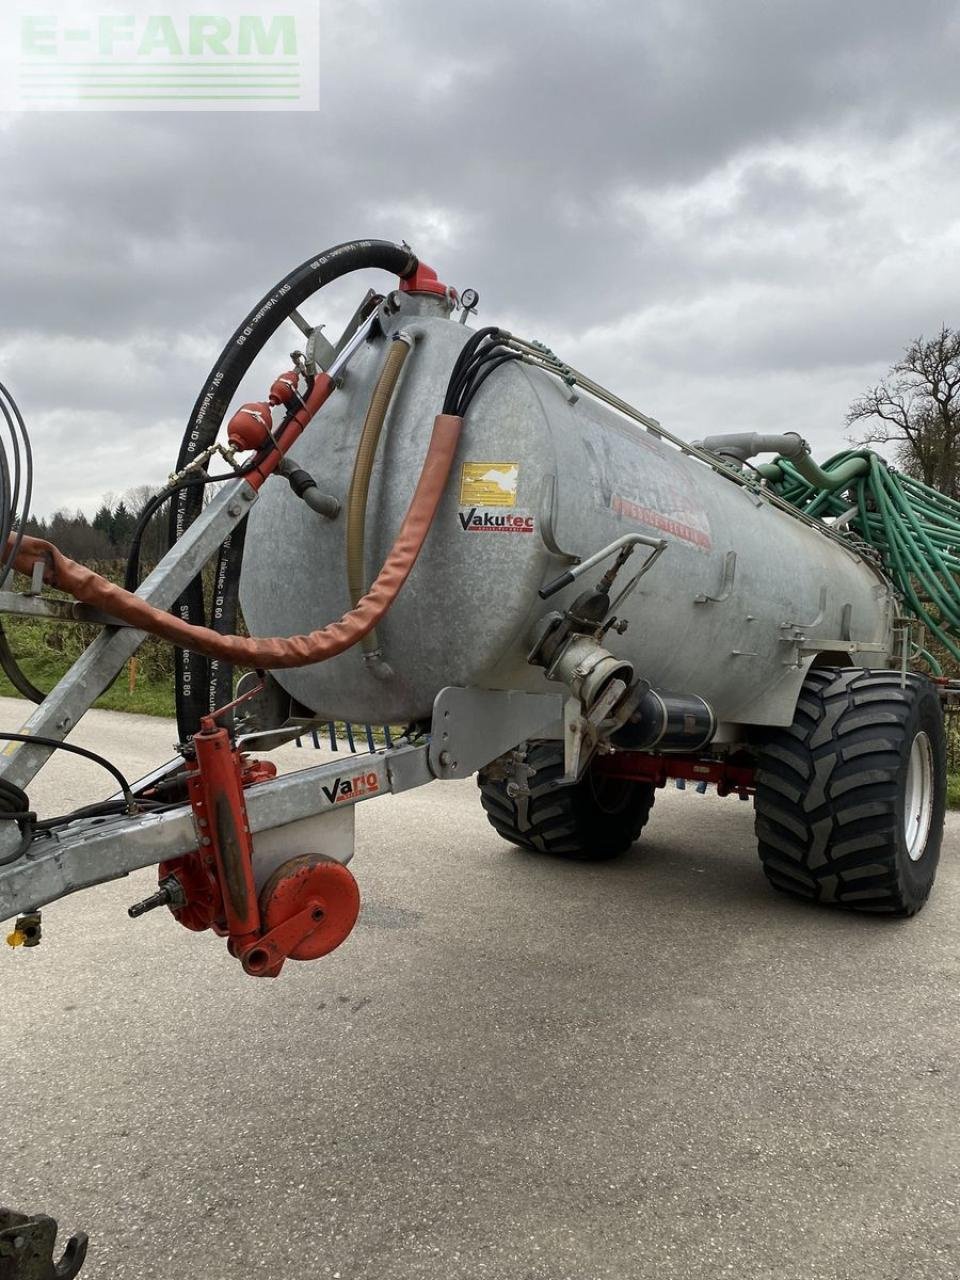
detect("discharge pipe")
(695, 432), (871, 491)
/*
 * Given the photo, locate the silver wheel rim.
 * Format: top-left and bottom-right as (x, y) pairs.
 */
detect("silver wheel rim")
(904, 731), (934, 862)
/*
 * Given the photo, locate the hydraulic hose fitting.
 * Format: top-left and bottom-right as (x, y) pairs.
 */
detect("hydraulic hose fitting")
(545, 634), (634, 712)
(277, 457), (340, 519)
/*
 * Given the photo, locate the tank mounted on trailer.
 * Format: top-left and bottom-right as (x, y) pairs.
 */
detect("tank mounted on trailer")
(0, 239), (952, 984)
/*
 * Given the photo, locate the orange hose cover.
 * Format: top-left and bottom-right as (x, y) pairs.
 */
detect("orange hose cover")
(10, 414), (463, 670)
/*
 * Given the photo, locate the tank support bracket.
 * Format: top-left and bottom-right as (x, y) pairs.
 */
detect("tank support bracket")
(430, 687), (565, 780)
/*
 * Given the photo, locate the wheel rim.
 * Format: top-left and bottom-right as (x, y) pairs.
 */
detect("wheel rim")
(588, 769), (634, 815)
(904, 730), (934, 861)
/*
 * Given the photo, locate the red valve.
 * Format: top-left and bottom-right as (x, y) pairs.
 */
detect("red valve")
(227, 401), (273, 451)
(398, 261), (457, 301)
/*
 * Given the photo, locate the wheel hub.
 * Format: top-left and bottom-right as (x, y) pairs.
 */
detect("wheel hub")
(904, 730), (934, 861)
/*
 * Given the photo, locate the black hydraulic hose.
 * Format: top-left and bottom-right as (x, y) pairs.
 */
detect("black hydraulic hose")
(207, 519), (246, 717)
(127, 475), (203, 592)
(459, 351), (522, 412)
(0, 381), (33, 591)
(0, 776), (34, 864)
(126, 467), (262, 593)
(0, 732), (136, 864)
(166, 239), (418, 739)
(0, 383), (38, 704)
(0, 732), (134, 803)
(0, 618), (44, 703)
(443, 327), (502, 415)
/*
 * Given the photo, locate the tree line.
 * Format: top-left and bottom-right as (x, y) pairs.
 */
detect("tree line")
(24, 484), (168, 565)
(20, 326), (960, 569)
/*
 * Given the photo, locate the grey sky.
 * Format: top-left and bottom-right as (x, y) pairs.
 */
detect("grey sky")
(3, 0), (960, 514)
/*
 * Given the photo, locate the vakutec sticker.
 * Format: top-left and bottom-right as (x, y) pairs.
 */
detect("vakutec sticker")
(458, 508), (535, 532)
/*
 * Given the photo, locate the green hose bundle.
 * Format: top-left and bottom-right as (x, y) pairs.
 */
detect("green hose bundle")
(762, 449), (960, 667)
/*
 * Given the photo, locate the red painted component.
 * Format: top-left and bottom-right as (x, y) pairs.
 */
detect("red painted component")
(240, 757), (278, 787)
(268, 370), (301, 407)
(159, 853), (223, 933)
(160, 722), (358, 977)
(595, 751), (756, 799)
(226, 401), (273, 451)
(398, 261), (457, 301)
(246, 372), (335, 491)
(188, 720), (261, 952)
(241, 854), (361, 976)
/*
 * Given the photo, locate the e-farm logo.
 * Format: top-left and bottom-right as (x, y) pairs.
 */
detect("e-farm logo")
(3, 2), (320, 111)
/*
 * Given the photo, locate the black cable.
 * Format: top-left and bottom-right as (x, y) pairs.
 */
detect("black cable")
(166, 239), (418, 739)
(0, 777), (35, 865)
(442, 327), (503, 414)
(35, 796), (170, 831)
(0, 618), (45, 703)
(0, 380), (34, 592)
(443, 329), (520, 417)
(0, 733), (134, 808)
(124, 469), (248, 593)
(448, 335), (511, 414)
(459, 351), (522, 415)
(0, 383), (38, 705)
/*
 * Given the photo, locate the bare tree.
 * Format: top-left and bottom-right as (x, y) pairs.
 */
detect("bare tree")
(847, 325), (960, 497)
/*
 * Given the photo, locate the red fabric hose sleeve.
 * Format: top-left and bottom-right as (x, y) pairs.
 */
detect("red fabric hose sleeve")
(11, 414), (462, 670)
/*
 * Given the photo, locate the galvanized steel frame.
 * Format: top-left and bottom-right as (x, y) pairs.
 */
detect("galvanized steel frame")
(0, 741), (432, 922)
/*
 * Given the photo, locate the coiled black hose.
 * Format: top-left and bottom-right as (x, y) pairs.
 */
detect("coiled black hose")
(0, 622), (45, 703)
(0, 383), (40, 702)
(0, 380), (33, 591)
(166, 239), (418, 739)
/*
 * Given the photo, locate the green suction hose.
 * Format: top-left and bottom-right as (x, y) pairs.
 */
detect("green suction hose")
(768, 449), (960, 663)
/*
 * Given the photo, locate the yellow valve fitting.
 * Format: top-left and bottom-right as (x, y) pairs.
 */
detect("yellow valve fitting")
(5, 913), (41, 948)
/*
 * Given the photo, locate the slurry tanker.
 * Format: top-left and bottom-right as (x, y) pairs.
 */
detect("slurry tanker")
(0, 239), (951, 991)
(5, 237), (957, 1272)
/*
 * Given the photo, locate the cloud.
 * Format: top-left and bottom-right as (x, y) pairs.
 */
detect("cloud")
(3, 0), (960, 512)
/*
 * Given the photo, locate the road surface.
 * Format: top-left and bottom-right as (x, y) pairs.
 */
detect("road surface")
(1, 697), (958, 1280)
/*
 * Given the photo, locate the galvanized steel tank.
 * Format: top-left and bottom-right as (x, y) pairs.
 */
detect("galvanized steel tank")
(240, 295), (896, 728)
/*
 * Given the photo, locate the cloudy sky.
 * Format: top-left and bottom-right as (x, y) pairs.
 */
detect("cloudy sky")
(3, 0), (960, 516)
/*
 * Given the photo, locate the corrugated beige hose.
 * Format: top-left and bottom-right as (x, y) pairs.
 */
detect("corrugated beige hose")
(345, 336), (412, 667)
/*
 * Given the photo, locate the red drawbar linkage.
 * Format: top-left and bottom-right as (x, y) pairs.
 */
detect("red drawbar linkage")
(161, 705), (359, 977)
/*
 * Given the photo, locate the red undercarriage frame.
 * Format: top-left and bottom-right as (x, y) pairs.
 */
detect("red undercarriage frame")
(594, 751), (757, 799)
(158, 716), (360, 978)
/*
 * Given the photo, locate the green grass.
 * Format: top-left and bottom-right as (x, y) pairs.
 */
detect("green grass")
(948, 773), (960, 810)
(0, 649), (175, 718)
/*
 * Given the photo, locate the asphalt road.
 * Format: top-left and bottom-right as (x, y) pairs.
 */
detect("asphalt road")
(1, 695), (959, 1280)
